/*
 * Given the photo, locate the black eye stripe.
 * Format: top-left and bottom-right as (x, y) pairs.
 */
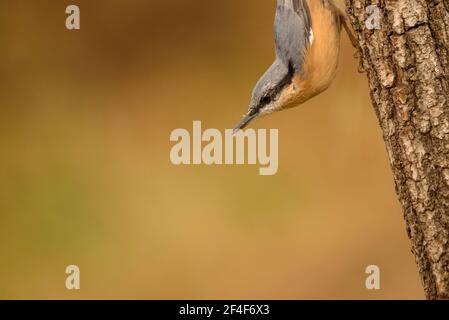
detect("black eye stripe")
(261, 96), (271, 104)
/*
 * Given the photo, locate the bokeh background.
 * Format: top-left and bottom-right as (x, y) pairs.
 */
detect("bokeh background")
(0, 0), (424, 299)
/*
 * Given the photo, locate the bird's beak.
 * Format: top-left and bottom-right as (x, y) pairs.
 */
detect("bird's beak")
(233, 108), (259, 134)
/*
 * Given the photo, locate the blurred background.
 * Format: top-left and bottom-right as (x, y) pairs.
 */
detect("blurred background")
(0, 0), (424, 299)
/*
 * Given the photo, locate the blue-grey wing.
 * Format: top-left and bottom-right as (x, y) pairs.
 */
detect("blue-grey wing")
(274, 0), (312, 73)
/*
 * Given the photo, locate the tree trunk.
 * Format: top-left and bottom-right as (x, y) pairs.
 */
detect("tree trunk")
(345, 0), (449, 299)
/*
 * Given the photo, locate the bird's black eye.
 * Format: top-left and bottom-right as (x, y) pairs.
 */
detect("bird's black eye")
(260, 96), (271, 105)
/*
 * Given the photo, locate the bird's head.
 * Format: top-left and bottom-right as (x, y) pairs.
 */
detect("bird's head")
(234, 59), (299, 132)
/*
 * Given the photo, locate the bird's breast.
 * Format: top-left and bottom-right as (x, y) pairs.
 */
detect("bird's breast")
(292, 0), (342, 105)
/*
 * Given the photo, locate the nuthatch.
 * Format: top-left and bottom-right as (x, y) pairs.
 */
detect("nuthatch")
(234, 0), (357, 131)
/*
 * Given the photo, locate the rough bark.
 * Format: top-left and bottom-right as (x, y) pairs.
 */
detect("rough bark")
(345, 0), (449, 299)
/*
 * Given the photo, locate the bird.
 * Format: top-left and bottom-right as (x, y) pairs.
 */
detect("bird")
(234, 0), (357, 132)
